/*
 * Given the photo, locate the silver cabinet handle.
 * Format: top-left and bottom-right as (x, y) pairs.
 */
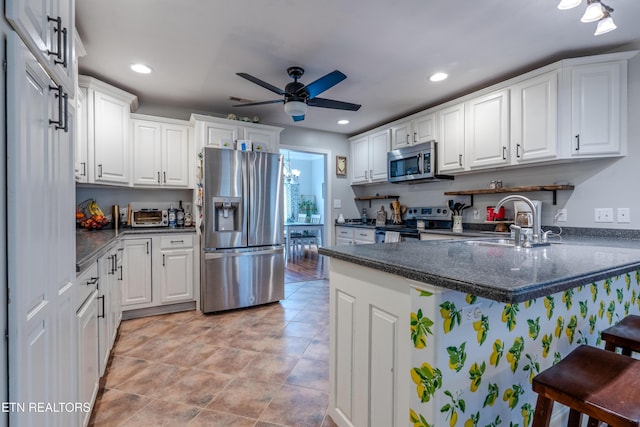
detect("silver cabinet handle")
(406, 134), (410, 144)
(80, 162), (86, 176)
(170, 240), (184, 244)
(413, 132), (417, 143)
(364, 170), (368, 180)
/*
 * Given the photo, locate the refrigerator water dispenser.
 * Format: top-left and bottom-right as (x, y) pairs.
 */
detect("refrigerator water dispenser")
(213, 197), (241, 231)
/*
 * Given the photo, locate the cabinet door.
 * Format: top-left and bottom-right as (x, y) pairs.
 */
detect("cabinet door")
(98, 252), (114, 376)
(7, 33), (58, 426)
(122, 238), (153, 307)
(350, 136), (369, 184)
(132, 120), (162, 186)
(335, 227), (354, 245)
(77, 290), (99, 427)
(437, 103), (466, 172)
(6, 0), (75, 93)
(571, 62), (623, 156)
(204, 122), (238, 148)
(162, 123), (190, 187)
(510, 71), (558, 163)
(413, 113), (436, 144)
(390, 121), (411, 150)
(353, 228), (376, 244)
(93, 90), (131, 184)
(369, 130), (390, 182)
(75, 87), (89, 182)
(466, 90), (510, 169)
(159, 249), (194, 304)
(243, 126), (278, 152)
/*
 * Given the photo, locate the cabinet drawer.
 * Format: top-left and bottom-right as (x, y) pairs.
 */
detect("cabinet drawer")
(354, 228), (375, 241)
(335, 227), (354, 239)
(160, 234), (193, 249)
(76, 264), (99, 311)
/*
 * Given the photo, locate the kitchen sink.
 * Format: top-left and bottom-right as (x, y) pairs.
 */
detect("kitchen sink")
(463, 238), (560, 248)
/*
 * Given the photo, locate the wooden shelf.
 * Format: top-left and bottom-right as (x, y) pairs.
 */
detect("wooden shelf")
(354, 195), (400, 207)
(445, 185), (574, 205)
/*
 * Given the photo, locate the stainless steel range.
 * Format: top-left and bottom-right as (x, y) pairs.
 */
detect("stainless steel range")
(376, 206), (451, 241)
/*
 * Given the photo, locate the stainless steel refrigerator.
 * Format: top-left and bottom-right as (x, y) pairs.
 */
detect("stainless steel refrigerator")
(201, 147), (285, 313)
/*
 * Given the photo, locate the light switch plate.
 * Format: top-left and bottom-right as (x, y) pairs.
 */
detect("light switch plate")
(594, 208), (614, 223)
(333, 199), (342, 209)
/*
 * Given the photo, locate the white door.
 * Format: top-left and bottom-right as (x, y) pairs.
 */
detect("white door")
(510, 71), (558, 163)
(122, 238), (153, 307)
(570, 62), (622, 156)
(132, 120), (162, 186)
(159, 249), (194, 304)
(162, 124), (190, 187)
(93, 90), (131, 184)
(7, 32), (58, 426)
(466, 90), (510, 169)
(438, 103), (466, 172)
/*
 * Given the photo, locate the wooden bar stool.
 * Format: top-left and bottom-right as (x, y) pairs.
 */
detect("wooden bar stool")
(601, 315), (640, 356)
(532, 345), (640, 427)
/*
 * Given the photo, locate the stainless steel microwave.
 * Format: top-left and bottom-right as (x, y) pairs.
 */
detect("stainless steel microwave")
(387, 141), (453, 183)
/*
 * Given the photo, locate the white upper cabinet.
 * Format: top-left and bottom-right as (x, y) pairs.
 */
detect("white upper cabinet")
(466, 90), (510, 169)
(78, 76), (138, 186)
(510, 71), (558, 164)
(131, 115), (192, 188)
(567, 61), (625, 157)
(191, 114), (283, 153)
(390, 113), (436, 150)
(350, 129), (390, 184)
(6, 0), (76, 93)
(437, 103), (466, 173)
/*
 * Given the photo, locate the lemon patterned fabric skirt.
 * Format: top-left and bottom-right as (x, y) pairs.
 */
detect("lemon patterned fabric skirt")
(409, 271), (640, 427)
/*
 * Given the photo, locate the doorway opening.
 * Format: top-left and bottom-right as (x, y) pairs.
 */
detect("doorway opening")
(280, 146), (328, 282)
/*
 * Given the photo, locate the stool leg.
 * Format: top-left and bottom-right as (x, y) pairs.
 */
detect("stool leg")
(567, 409), (582, 427)
(532, 395), (554, 427)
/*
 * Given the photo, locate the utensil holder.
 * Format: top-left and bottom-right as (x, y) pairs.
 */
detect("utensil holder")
(452, 215), (463, 233)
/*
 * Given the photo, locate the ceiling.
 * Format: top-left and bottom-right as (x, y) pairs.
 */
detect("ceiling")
(76, 0), (640, 136)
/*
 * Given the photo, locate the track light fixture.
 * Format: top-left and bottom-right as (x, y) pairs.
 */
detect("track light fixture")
(557, 0), (617, 35)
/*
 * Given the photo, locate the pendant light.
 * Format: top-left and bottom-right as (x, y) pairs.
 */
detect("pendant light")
(557, 0), (581, 10)
(594, 7), (617, 35)
(581, 0), (605, 23)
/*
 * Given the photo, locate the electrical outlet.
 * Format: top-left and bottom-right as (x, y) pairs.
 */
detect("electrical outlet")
(461, 304), (483, 325)
(594, 208), (614, 223)
(556, 209), (567, 222)
(473, 208), (480, 220)
(617, 208), (631, 223)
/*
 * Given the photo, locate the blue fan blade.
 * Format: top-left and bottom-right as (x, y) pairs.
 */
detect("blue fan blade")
(302, 70), (347, 99)
(292, 115), (305, 122)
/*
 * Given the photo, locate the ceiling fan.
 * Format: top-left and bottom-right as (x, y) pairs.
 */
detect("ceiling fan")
(233, 66), (361, 122)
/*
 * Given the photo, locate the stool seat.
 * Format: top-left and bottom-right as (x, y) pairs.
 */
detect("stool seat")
(602, 315), (640, 356)
(532, 345), (640, 427)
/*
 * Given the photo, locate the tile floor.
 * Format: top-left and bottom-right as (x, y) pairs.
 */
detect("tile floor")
(89, 279), (337, 427)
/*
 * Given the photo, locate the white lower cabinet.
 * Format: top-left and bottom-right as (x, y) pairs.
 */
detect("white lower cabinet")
(329, 260), (410, 427)
(334, 226), (375, 245)
(97, 244), (123, 376)
(122, 233), (196, 311)
(122, 238), (153, 307)
(76, 263), (100, 427)
(158, 235), (194, 304)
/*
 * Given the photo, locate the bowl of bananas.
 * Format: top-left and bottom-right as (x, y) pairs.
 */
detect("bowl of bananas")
(77, 199), (110, 230)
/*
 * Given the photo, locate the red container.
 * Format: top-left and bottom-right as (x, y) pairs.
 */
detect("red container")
(486, 206), (505, 221)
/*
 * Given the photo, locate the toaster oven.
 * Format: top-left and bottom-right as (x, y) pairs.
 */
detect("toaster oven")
(131, 209), (168, 227)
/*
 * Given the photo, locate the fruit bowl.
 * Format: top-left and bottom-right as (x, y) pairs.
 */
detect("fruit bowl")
(77, 199), (110, 230)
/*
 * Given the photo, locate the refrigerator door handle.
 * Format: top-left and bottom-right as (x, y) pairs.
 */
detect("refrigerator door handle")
(204, 247), (282, 260)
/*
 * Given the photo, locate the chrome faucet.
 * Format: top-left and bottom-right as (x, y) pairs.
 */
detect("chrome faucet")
(495, 195), (546, 247)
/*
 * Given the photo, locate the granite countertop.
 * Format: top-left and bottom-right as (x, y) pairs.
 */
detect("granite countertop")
(76, 226), (197, 273)
(318, 236), (640, 303)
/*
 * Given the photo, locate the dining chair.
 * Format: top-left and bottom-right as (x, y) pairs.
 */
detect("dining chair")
(302, 214), (322, 254)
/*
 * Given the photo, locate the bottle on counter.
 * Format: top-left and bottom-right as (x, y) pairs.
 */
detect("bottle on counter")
(184, 206), (193, 227)
(168, 203), (177, 228)
(361, 208), (368, 224)
(176, 200), (185, 227)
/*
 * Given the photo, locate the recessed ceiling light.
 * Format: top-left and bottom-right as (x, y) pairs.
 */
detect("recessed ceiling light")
(430, 72), (448, 82)
(131, 63), (153, 74)
(337, 119), (350, 125)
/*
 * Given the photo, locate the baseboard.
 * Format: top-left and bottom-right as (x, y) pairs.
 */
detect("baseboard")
(122, 301), (196, 320)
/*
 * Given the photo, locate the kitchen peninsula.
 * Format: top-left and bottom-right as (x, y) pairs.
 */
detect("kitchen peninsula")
(319, 237), (640, 427)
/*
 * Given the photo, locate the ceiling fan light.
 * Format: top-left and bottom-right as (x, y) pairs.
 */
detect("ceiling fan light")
(581, 0), (604, 22)
(557, 0), (582, 10)
(284, 100), (307, 116)
(594, 14), (617, 35)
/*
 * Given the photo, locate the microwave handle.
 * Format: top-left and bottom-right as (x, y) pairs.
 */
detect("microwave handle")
(417, 152), (423, 174)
